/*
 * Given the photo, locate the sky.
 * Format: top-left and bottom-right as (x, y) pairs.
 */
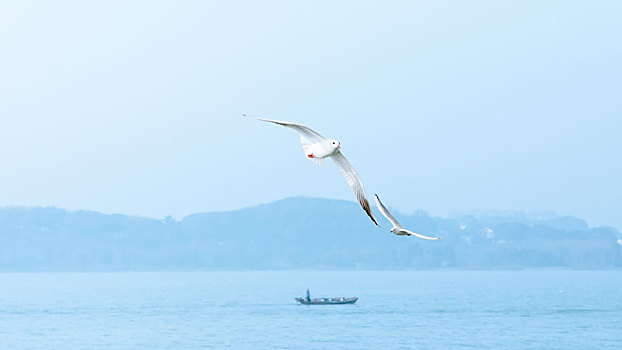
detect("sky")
(0, 1), (620, 228)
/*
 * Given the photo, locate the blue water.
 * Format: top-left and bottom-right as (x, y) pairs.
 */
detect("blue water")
(1, 271), (621, 349)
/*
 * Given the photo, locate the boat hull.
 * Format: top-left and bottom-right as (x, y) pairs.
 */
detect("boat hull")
(295, 297), (358, 305)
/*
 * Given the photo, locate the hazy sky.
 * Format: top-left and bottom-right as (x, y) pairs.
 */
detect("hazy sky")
(1, 1), (620, 228)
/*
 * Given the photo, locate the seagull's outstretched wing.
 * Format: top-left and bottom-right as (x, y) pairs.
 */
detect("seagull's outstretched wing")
(374, 194), (402, 229)
(403, 229), (440, 240)
(248, 116), (326, 143)
(332, 151), (379, 226)
(375, 194), (439, 240)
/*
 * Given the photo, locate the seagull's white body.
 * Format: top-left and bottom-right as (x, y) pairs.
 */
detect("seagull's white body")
(247, 115), (379, 226)
(374, 194), (440, 240)
(299, 136), (338, 166)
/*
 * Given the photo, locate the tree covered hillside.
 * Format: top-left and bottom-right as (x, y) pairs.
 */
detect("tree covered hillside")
(1, 197), (620, 270)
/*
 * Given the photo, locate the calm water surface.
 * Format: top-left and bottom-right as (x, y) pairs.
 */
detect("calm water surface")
(1, 271), (621, 349)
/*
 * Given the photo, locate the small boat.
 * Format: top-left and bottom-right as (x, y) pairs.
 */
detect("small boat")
(295, 296), (358, 305)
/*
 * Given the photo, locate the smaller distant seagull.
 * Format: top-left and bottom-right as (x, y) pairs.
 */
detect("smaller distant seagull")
(245, 114), (379, 226)
(374, 194), (439, 240)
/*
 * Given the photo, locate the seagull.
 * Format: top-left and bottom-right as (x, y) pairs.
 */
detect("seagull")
(246, 114), (379, 226)
(374, 194), (439, 240)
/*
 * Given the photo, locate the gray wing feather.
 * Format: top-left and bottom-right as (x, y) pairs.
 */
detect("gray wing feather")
(403, 229), (440, 240)
(374, 194), (402, 229)
(332, 151), (379, 226)
(254, 117), (326, 142)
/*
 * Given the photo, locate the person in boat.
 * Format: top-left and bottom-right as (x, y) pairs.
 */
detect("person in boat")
(306, 288), (311, 303)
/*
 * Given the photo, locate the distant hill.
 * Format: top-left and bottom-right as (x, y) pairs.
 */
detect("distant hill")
(1, 197), (620, 271)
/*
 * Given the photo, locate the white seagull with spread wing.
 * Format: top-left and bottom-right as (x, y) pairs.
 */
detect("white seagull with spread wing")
(374, 194), (439, 240)
(246, 115), (379, 226)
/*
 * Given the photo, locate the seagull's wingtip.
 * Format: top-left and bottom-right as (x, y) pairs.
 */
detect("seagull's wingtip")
(370, 217), (380, 227)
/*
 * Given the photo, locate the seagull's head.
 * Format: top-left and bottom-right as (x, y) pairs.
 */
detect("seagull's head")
(329, 139), (341, 150)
